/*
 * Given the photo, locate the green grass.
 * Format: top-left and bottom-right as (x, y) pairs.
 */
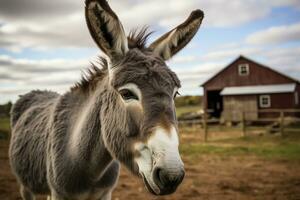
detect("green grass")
(180, 134), (300, 161)
(176, 105), (201, 117)
(0, 117), (10, 139)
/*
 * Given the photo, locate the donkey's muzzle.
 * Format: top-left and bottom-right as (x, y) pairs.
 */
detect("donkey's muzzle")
(153, 167), (185, 195)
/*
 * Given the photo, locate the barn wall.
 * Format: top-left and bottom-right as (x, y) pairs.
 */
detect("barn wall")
(263, 93), (295, 109)
(296, 83), (300, 109)
(222, 95), (258, 121)
(204, 57), (296, 91)
(222, 93), (300, 120)
(259, 92), (300, 118)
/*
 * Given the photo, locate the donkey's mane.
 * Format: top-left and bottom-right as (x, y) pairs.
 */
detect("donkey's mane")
(71, 28), (153, 93)
(71, 57), (108, 93)
(128, 27), (152, 49)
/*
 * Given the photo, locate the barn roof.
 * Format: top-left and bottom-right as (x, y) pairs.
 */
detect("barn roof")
(201, 55), (300, 87)
(220, 83), (296, 96)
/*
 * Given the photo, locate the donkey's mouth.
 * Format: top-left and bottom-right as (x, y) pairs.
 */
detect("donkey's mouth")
(141, 173), (160, 195)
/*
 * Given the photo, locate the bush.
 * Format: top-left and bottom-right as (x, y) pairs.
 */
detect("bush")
(0, 102), (12, 117)
(175, 95), (202, 107)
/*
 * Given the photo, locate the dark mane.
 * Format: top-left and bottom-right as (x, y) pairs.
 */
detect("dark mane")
(72, 28), (153, 93)
(128, 27), (153, 49)
(71, 57), (108, 93)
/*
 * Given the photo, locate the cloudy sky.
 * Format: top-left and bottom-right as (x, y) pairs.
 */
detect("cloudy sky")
(1, 0), (300, 104)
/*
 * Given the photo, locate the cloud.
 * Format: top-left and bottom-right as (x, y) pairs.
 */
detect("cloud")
(201, 47), (263, 61)
(246, 23), (300, 45)
(169, 45), (264, 68)
(0, 55), (96, 103)
(269, 0), (300, 9)
(260, 47), (300, 75)
(0, 55), (90, 74)
(1, 45), (300, 104)
(1, 0), (298, 52)
(0, 0), (81, 20)
(0, 0), (300, 103)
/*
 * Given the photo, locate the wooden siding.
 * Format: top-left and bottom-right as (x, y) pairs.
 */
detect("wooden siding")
(261, 93), (296, 109)
(296, 84), (300, 109)
(222, 93), (299, 120)
(222, 95), (258, 121)
(258, 93), (300, 118)
(203, 56), (297, 90)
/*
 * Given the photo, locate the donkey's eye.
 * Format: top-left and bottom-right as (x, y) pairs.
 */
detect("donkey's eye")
(174, 91), (180, 99)
(119, 89), (139, 101)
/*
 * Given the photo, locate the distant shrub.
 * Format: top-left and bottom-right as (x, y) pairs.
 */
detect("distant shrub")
(175, 96), (202, 107)
(0, 102), (12, 117)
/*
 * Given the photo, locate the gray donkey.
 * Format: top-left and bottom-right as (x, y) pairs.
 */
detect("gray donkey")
(9, 0), (204, 199)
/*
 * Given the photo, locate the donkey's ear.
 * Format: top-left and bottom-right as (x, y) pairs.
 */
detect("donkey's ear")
(149, 10), (204, 60)
(85, 0), (128, 59)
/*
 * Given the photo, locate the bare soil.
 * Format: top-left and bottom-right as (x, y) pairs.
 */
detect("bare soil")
(1, 134), (300, 200)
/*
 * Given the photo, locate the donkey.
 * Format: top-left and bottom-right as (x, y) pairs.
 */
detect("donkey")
(9, 0), (204, 199)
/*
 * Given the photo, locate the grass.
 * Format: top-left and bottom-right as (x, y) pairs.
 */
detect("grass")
(180, 133), (300, 161)
(176, 105), (201, 117)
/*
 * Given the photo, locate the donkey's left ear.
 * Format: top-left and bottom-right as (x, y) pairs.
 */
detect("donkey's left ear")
(85, 0), (128, 59)
(149, 10), (204, 60)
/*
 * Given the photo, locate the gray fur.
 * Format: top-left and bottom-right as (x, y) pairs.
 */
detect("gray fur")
(9, 0), (204, 199)
(9, 50), (178, 199)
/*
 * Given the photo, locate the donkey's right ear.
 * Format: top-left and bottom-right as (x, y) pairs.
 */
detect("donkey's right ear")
(85, 0), (128, 59)
(149, 10), (204, 61)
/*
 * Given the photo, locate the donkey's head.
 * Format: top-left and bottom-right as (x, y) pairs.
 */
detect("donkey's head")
(85, 0), (204, 195)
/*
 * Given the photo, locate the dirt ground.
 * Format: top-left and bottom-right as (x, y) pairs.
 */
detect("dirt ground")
(1, 133), (300, 200)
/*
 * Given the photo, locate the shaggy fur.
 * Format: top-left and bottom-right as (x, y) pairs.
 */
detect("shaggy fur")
(9, 0), (204, 199)
(9, 49), (180, 199)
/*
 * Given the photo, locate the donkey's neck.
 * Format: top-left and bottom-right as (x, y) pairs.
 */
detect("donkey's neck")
(67, 88), (112, 176)
(69, 92), (100, 153)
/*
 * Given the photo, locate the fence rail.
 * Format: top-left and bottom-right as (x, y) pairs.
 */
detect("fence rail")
(178, 109), (300, 142)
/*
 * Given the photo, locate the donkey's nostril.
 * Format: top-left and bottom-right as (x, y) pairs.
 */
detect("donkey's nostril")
(153, 167), (164, 188)
(153, 167), (185, 189)
(174, 169), (185, 185)
(158, 168), (169, 186)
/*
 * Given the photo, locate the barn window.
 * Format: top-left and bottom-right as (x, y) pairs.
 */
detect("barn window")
(259, 95), (271, 108)
(238, 64), (249, 76)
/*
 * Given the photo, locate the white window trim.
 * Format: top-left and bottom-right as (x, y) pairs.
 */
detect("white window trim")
(295, 92), (299, 105)
(238, 63), (249, 76)
(259, 95), (271, 108)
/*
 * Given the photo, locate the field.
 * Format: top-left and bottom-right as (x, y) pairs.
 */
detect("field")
(0, 117), (10, 139)
(1, 117), (300, 200)
(175, 105), (201, 117)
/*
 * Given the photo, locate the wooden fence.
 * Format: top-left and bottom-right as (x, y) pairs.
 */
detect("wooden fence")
(178, 109), (300, 142)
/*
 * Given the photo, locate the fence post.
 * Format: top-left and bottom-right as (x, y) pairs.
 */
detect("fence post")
(241, 111), (246, 137)
(280, 111), (284, 137)
(203, 112), (208, 142)
(193, 120), (197, 132)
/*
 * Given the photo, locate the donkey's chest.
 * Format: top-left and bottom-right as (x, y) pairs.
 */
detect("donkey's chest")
(64, 169), (119, 200)
(71, 188), (111, 200)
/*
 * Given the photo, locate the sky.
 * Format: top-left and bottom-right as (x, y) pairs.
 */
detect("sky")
(0, 0), (300, 104)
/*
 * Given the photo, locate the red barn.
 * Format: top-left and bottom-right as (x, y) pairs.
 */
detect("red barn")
(201, 56), (300, 120)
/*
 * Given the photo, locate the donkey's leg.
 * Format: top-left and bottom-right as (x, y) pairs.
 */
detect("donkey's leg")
(98, 190), (112, 200)
(102, 192), (111, 200)
(49, 195), (66, 200)
(20, 185), (35, 200)
(49, 192), (66, 200)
